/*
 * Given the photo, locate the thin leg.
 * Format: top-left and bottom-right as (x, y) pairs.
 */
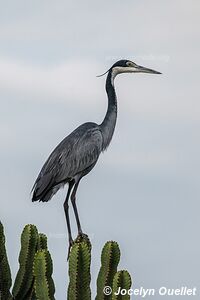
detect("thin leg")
(71, 179), (83, 235)
(63, 180), (74, 246)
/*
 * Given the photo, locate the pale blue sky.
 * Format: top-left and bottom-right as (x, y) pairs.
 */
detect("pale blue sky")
(1, 1), (200, 299)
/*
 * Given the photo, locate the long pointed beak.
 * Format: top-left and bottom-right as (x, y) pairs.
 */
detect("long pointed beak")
(136, 65), (162, 74)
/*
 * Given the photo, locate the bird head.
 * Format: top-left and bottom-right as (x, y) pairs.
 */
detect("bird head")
(97, 59), (161, 78)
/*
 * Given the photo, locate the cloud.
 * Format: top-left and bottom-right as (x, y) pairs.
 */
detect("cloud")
(0, 58), (102, 102)
(0, 56), (199, 123)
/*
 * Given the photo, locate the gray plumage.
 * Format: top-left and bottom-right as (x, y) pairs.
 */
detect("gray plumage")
(32, 59), (161, 251)
(32, 122), (103, 202)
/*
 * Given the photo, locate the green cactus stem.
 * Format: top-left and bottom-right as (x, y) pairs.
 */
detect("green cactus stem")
(68, 237), (91, 300)
(12, 224), (38, 300)
(96, 241), (120, 300)
(1, 220), (133, 300)
(33, 249), (55, 300)
(37, 233), (48, 251)
(112, 270), (132, 300)
(74, 233), (91, 251)
(0, 222), (12, 300)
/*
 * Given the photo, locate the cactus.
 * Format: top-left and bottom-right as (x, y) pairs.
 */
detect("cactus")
(0, 222), (12, 300)
(26, 232), (49, 300)
(95, 241), (120, 300)
(67, 235), (91, 300)
(33, 249), (55, 300)
(112, 270), (132, 300)
(12, 224), (39, 300)
(74, 233), (91, 251)
(0, 223), (56, 300)
(1, 221), (132, 299)
(37, 233), (48, 251)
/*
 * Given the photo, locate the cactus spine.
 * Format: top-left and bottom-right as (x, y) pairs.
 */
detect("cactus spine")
(112, 270), (132, 300)
(33, 249), (55, 300)
(0, 222), (12, 300)
(96, 241), (120, 300)
(12, 224), (38, 300)
(67, 237), (91, 300)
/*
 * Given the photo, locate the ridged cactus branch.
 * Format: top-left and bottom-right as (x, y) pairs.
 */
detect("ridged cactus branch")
(96, 241), (120, 300)
(112, 270), (132, 300)
(0, 222), (12, 300)
(33, 249), (55, 300)
(26, 232), (48, 299)
(1, 221), (132, 300)
(37, 233), (48, 251)
(68, 235), (91, 300)
(74, 233), (91, 252)
(12, 224), (38, 300)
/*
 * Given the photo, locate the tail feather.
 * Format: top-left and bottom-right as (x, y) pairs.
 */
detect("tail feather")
(32, 173), (54, 202)
(32, 183), (64, 202)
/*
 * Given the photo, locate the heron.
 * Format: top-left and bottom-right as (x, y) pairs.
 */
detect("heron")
(32, 59), (161, 254)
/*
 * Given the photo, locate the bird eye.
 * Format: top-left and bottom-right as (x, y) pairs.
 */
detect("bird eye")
(126, 61), (133, 67)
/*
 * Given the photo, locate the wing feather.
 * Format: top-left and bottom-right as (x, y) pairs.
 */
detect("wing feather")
(32, 122), (102, 201)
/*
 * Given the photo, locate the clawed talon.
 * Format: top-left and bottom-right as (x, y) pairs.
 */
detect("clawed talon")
(77, 231), (88, 240)
(78, 231), (84, 237)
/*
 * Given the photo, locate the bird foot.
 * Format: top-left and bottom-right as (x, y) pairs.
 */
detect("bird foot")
(74, 231), (90, 245)
(67, 233), (89, 260)
(78, 231), (88, 239)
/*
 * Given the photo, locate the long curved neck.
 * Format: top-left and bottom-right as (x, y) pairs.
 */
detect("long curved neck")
(100, 70), (117, 150)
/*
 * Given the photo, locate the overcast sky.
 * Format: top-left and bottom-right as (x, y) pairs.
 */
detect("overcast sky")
(1, 1), (200, 299)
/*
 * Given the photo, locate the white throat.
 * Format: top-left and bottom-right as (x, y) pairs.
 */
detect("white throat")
(111, 66), (136, 85)
(111, 67), (122, 85)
